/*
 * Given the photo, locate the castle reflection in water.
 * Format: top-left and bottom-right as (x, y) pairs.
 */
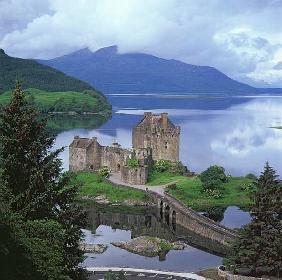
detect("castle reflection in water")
(86, 203), (228, 258)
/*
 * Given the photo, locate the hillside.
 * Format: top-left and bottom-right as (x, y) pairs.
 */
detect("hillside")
(0, 49), (112, 116)
(0, 88), (111, 115)
(0, 49), (93, 93)
(39, 46), (258, 94)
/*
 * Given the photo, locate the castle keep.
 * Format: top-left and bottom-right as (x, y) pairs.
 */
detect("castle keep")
(133, 112), (180, 161)
(69, 112), (180, 185)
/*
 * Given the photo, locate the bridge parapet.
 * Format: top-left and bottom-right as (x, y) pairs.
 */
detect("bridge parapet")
(147, 190), (237, 252)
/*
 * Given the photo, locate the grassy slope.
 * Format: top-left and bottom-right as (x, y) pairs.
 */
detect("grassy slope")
(0, 88), (111, 114)
(147, 171), (253, 210)
(74, 172), (147, 203)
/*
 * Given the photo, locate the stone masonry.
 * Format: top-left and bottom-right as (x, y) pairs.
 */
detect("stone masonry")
(69, 112), (180, 185)
(132, 112), (180, 161)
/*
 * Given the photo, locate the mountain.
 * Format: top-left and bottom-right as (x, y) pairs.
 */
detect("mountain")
(0, 48), (94, 93)
(38, 46), (260, 94)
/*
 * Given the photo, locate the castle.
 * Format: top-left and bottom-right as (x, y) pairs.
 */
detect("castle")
(69, 112), (180, 185)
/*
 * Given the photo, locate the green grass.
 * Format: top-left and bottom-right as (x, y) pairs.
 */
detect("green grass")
(147, 171), (254, 211)
(0, 88), (112, 114)
(74, 172), (147, 203)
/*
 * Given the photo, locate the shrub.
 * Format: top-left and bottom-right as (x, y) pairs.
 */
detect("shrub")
(200, 165), (227, 191)
(127, 159), (139, 167)
(240, 183), (255, 192)
(245, 173), (257, 181)
(105, 271), (127, 280)
(204, 188), (223, 198)
(169, 161), (187, 175)
(154, 159), (172, 172)
(98, 166), (111, 178)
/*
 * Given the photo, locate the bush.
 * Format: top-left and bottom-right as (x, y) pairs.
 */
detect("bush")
(154, 160), (172, 172)
(204, 188), (223, 198)
(98, 166), (111, 178)
(127, 159), (139, 167)
(105, 271), (127, 280)
(169, 161), (187, 175)
(245, 173), (257, 181)
(200, 165), (227, 191)
(240, 183), (255, 192)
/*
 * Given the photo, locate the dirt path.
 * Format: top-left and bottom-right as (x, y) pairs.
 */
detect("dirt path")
(108, 172), (166, 195)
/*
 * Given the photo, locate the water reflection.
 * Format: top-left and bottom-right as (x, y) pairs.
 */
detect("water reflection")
(82, 204), (250, 272)
(55, 96), (282, 175)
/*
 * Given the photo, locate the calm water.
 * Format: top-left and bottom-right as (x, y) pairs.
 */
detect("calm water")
(82, 205), (251, 272)
(55, 93), (282, 176)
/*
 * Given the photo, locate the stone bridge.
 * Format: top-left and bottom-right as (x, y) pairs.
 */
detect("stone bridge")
(106, 173), (238, 254)
(147, 190), (238, 252)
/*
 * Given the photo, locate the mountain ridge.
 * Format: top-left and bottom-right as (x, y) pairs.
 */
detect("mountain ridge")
(37, 46), (281, 94)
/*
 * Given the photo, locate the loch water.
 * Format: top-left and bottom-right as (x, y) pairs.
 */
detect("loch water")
(82, 204), (251, 272)
(53, 93), (282, 271)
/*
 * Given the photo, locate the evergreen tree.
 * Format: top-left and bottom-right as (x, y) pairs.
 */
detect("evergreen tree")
(225, 162), (282, 277)
(0, 82), (86, 279)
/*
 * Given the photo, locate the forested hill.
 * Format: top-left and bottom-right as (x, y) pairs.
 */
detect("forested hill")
(38, 46), (259, 94)
(0, 49), (93, 93)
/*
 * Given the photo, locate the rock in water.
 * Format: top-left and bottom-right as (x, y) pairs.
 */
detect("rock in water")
(111, 236), (186, 258)
(79, 243), (108, 253)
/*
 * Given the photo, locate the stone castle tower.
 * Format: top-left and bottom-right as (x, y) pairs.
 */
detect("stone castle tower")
(132, 112), (180, 162)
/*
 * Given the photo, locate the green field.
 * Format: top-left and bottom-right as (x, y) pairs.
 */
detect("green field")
(0, 88), (112, 114)
(74, 172), (147, 203)
(147, 171), (254, 210)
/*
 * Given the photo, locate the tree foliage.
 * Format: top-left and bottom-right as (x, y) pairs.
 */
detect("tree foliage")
(0, 82), (86, 279)
(200, 165), (227, 191)
(225, 162), (282, 277)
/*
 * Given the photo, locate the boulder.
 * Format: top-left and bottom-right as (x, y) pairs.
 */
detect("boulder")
(79, 243), (108, 254)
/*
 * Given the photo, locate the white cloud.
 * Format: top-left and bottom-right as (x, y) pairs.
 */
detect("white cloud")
(0, 0), (282, 86)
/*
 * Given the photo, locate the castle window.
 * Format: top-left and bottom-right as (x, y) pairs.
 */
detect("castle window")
(165, 142), (168, 149)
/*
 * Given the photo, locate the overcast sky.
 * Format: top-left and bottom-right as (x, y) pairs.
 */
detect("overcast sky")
(1, 0), (282, 87)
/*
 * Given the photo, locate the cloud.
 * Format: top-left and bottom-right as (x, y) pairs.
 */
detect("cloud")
(0, 0), (282, 86)
(273, 61), (282, 70)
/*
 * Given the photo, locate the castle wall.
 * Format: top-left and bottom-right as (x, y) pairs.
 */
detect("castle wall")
(132, 126), (180, 162)
(69, 147), (88, 171)
(100, 145), (132, 172)
(120, 165), (148, 185)
(132, 148), (153, 166)
(91, 138), (103, 170)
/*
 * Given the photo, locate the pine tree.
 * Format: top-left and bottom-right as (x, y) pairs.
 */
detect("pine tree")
(0, 82), (86, 279)
(225, 162), (282, 277)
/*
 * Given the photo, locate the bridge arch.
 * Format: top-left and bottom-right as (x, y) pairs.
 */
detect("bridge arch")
(159, 200), (163, 219)
(165, 205), (170, 225)
(172, 210), (176, 231)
